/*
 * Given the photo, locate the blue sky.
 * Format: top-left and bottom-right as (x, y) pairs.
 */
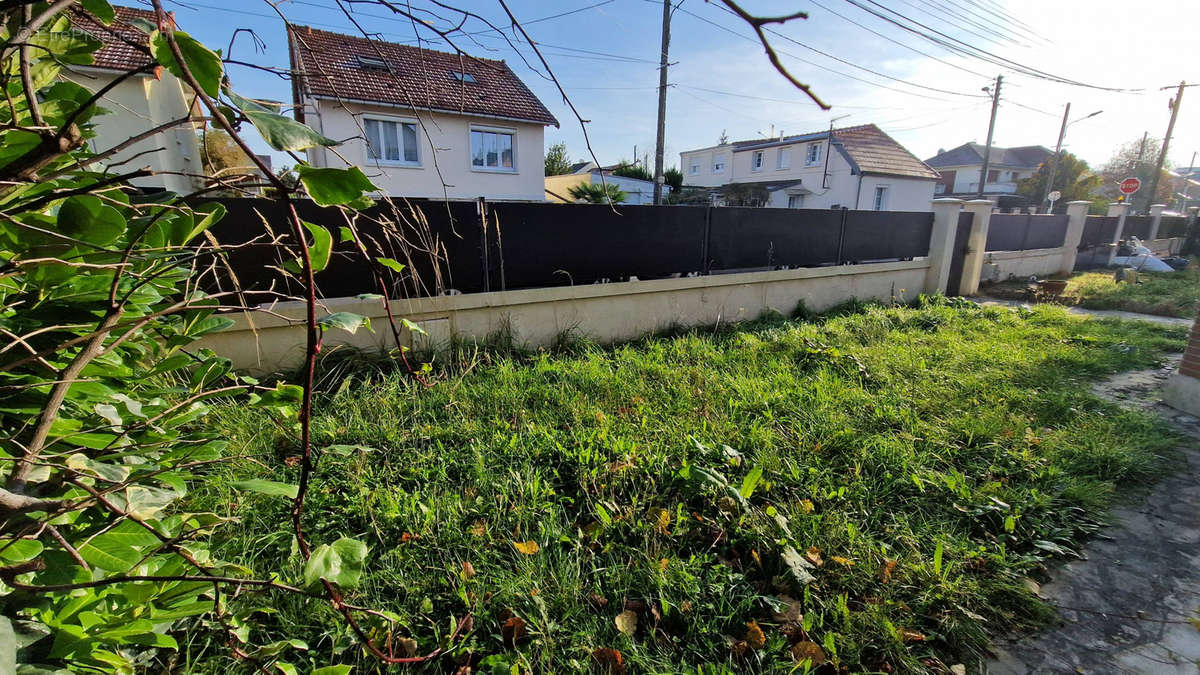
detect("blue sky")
(163, 0), (1200, 175)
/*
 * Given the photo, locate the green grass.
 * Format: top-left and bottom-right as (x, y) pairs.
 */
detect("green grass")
(1068, 258), (1199, 318)
(186, 299), (1188, 673)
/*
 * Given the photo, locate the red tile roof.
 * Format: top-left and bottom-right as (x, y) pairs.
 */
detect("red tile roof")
(833, 124), (940, 180)
(288, 26), (558, 127)
(70, 5), (156, 72)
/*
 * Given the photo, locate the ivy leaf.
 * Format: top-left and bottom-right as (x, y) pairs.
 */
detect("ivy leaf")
(231, 480), (299, 499)
(149, 30), (223, 98)
(284, 222), (332, 274)
(296, 166), (377, 207)
(303, 538), (368, 590)
(228, 91), (338, 151)
(400, 318), (427, 336)
(81, 0), (116, 24)
(318, 312), (371, 335)
(58, 195), (126, 246)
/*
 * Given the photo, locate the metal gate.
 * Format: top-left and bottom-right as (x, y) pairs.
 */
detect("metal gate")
(945, 211), (974, 296)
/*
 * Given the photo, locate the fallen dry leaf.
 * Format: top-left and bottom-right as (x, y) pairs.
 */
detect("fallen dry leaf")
(513, 540), (540, 555)
(397, 637), (418, 657)
(831, 555), (854, 566)
(730, 639), (750, 659)
(804, 546), (824, 567)
(950, 665), (967, 675)
(790, 640), (827, 665)
(772, 596), (803, 623)
(614, 610), (638, 636)
(500, 614), (527, 648)
(745, 621), (766, 649)
(1023, 577), (1041, 595)
(591, 647), (626, 674)
(658, 557), (669, 572)
(461, 561), (476, 579)
(880, 558), (897, 583)
(899, 628), (926, 643)
(400, 532), (418, 543)
(799, 499), (815, 514)
(469, 520), (486, 536)
(588, 592), (609, 610)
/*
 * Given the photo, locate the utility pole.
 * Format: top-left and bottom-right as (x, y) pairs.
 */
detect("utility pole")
(1145, 81), (1185, 213)
(1043, 102), (1070, 208)
(976, 74), (1002, 200)
(652, 0), (671, 205)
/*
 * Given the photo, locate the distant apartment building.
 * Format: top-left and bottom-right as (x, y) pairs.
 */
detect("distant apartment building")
(678, 124), (939, 211)
(924, 143), (1051, 198)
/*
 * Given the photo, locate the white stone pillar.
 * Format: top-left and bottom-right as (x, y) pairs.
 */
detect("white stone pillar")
(958, 199), (994, 296)
(1105, 202), (1130, 265)
(1147, 203), (1166, 242)
(1164, 308), (1200, 417)
(926, 198), (964, 295)
(1059, 201), (1091, 275)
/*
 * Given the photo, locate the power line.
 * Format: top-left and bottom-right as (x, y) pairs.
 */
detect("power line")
(893, 0), (1024, 48)
(668, 2), (967, 102)
(806, 0), (991, 80)
(842, 0), (1143, 92)
(960, 0), (1053, 45)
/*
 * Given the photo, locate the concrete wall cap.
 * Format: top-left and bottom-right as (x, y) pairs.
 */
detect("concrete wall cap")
(1065, 200), (1091, 204)
(963, 199), (993, 205)
(932, 197), (964, 204)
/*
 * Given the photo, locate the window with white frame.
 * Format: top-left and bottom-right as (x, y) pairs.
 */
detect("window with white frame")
(470, 127), (516, 171)
(777, 147), (791, 170)
(712, 157), (725, 173)
(689, 161), (700, 175)
(788, 194), (804, 208)
(364, 117), (419, 165)
(752, 151), (764, 171)
(805, 142), (822, 166)
(873, 185), (889, 211)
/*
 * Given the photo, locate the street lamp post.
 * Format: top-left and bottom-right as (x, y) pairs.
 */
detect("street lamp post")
(1043, 105), (1102, 209)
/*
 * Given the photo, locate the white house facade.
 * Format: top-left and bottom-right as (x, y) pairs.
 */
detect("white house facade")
(68, 6), (204, 195)
(679, 125), (939, 211)
(544, 164), (668, 205)
(924, 143), (1051, 197)
(289, 26), (558, 201)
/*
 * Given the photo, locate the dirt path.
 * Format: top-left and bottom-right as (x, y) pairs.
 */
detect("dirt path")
(971, 297), (1195, 329)
(987, 356), (1200, 674)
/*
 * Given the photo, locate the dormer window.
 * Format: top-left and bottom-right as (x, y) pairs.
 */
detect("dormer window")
(451, 71), (476, 83)
(357, 55), (388, 70)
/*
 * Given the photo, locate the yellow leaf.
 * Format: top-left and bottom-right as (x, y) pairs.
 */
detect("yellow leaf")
(513, 540), (540, 555)
(831, 556), (854, 566)
(745, 621), (766, 649)
(614, 609), (638, 636)
(469, 520), (486, 536)
(799, 499), (815, 514)
(646, 506), (670, 532)
(791, 640), (827, 665)
(658, 558), (669, 571)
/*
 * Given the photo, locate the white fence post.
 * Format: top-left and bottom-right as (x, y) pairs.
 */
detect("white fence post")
(926, 198), (964, 295)
(959, 199), (993, 295)
(1146, 203), (1166, 242)
(1105, 202), (1130, 266)
(1060, 201), (1091, 275)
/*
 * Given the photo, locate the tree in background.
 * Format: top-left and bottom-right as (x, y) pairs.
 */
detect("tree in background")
(611, 161), (652, 181)
(568, 182), (627, 204)
(664, 166), (683, 193)
(200, 128), (256, 181)
(1098, 137), (1174, 207)
(544, 142), (572, 176)
(1016, 151), (1100, 205)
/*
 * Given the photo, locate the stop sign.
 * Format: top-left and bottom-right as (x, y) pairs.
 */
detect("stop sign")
(1120, 177), (1141, 195)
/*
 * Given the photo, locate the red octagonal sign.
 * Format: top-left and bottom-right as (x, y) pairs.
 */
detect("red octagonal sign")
(1120, 177), (1141, 195)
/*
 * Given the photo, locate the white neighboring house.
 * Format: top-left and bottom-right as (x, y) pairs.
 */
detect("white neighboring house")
(679, 124), (939, 211)
(924, 143), (1051, 197)
(544, 162), (669, 205)
(66, 5), (204, 195)
(288, 26), (558, 201)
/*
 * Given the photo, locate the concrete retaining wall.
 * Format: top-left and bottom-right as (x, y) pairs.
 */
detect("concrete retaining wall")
(197, 259), (929, 373)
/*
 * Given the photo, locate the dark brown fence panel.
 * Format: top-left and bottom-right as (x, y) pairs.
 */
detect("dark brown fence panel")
(1159, 216), (1189, 238)
(985, 214), (1068, 251)
(486, 203), (705, 289)
(945, 211), (974, 296)
(203, 198), (486, 299)
(1080, 215), (1118, 249)
(707, 207), (842, 271)
(1122, 215), (1153, 240)
(841, 210), (933, 262)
